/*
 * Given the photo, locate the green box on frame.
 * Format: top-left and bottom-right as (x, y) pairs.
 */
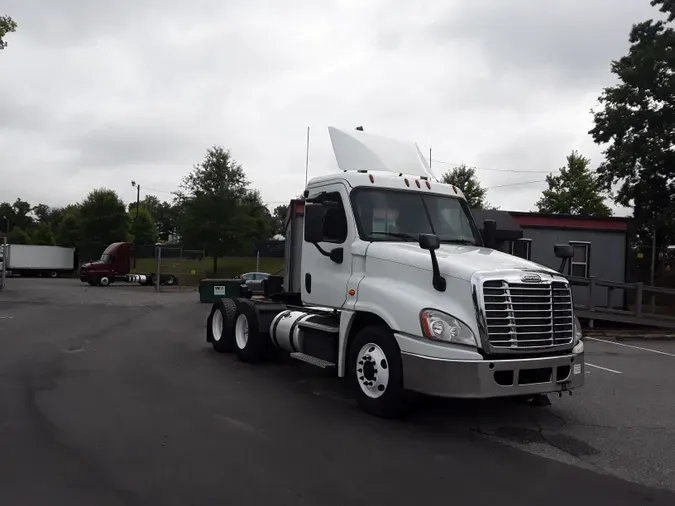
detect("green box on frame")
(198, 278), (246, 303)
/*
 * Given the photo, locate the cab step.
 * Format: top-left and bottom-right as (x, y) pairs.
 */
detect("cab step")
(290, 352), (336, 369)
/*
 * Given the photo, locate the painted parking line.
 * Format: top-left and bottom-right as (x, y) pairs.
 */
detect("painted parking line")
(586, 362), (622, 374)
(586, 337), (675, 358)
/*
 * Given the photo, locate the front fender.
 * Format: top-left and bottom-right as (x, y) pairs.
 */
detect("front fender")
(353, 260), (478, 341)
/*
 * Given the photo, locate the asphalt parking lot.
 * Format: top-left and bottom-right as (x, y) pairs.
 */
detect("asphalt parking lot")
(1, 278), (675, 505)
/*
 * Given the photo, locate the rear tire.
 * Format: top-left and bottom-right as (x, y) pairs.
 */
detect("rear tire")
(348, 324), (409, 419)
(233, 299), (267, 363)
(207, 298), (237, 353)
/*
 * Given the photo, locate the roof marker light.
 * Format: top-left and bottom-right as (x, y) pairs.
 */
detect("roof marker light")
(404, 178), (410, 187)
(369, 174), (375, 183)
(415, 180), (421, 188)
(426, 181), (431, 189)
(452, 185), (457, 194)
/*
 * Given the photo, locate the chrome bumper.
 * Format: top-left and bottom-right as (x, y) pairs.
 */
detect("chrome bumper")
(400, 350), (584, 399)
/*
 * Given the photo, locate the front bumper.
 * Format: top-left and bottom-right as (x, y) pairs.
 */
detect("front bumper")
(400, 347), (584, 399)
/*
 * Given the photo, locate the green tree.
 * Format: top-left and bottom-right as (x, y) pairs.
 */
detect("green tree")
(128, 205), (158, 245)
(9, 198), (34, 231)
(176, 146), (260, 272)
(7, 226), (29, 244)
(129, 195), (176, 240)
(0, 15), (17, 51)
(536, 151), (612, 216)
(440, 165), (490, 209)
(241, 190), (275, 251)
(589, 0), (675, 245)
(78, 189), (129, 259)
(271, 204), (289, 235)
(55, 204), (80, 247)
(30, 222), (56, 245)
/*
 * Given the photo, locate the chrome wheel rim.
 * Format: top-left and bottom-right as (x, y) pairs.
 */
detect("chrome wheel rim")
(356, 343), (390, 399)
(235, 314), (249, 350)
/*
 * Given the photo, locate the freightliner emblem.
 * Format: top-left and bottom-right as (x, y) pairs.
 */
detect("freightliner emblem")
(520, 274), (542, 283)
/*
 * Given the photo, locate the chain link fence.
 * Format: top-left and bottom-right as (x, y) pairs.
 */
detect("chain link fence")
(144, 241), (286, 293)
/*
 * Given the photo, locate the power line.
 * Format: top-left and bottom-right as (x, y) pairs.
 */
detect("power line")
(431, 158), (553, 174)
(486, 179), (546, 190)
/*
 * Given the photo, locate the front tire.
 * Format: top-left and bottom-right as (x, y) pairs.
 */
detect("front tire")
(348, 324), (408, 419)
(99, 276), (111, 287)
(206, 298), (236, 352)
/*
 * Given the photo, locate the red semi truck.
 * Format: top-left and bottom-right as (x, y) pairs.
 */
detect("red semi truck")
(79, 242), (177, 287)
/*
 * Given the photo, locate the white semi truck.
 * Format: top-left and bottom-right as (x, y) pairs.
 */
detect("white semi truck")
(206, 127), (585, 418)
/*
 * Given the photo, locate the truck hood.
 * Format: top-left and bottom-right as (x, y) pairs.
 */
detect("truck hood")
(366, 242), (557, 281)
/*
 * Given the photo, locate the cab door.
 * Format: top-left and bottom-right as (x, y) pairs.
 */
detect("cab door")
(301, 183), (355, 309)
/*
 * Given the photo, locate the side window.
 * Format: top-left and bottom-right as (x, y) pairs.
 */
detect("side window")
(568, 241), (591, 277)
(322, 192), (348, 244)
(511, 238), (532, 260)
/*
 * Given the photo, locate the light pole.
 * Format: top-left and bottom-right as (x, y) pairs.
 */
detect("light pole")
(131, 181), (140, 269)
(131, 181), (140, 221)
(1, 215), (8, 234)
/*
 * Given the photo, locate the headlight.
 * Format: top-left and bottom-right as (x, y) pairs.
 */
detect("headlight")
(420, 309), (477, 346)
(573, 316), (583, 343)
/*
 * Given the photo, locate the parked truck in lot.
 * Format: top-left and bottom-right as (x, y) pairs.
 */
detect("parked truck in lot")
(79, 241), (177, 287)
(205, 127), (585, 418)
(0, 244), (77, 278)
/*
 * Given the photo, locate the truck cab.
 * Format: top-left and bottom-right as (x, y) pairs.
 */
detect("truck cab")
(206, 127), (584, 418)
(80, 242), (133, 286)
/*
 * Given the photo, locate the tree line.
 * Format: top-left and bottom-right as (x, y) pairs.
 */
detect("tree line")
(441, 150), (612, 217)
(1, 147), (289, 272)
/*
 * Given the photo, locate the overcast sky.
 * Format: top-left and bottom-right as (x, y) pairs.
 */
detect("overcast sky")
(0, 0), (658, 215)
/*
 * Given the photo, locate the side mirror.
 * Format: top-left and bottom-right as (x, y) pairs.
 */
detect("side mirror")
(419, 233), (440, 251)
(554, 244), (574, 259)
(304, 203), (325, 243)
(554, 244), (574, 274)
(418, 233), (445, 292)
(482, 219), (497, 249)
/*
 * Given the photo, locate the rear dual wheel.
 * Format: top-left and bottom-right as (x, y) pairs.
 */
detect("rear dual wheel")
(207, 298), (237, 352)
(206, 298), (268, 362)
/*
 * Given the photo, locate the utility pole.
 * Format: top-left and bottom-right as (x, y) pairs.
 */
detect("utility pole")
(1, 216), (8, 234)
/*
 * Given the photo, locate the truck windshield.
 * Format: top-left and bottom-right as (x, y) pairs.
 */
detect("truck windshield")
(351, 187), (481, 245)
(100, 254), (112, 262)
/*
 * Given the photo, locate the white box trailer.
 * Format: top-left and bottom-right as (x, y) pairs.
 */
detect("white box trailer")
(4, 244), (76, 278)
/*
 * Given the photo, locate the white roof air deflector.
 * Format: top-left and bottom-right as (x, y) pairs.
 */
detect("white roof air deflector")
(328, 127), (436, 180)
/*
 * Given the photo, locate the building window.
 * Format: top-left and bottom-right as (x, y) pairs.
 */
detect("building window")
(568, 241), (591, 277)
(511, 238), (532, 260)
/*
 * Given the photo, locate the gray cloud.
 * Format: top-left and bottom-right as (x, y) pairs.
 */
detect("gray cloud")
(430, 0), (657, 90)
(0, 0), (650, 218)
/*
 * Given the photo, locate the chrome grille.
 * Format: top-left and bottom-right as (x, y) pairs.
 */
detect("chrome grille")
(483, 279), (574, 349)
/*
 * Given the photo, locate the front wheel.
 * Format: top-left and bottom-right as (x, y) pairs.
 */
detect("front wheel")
(98, 275), (111, 287)
(348, 325), (408, 419)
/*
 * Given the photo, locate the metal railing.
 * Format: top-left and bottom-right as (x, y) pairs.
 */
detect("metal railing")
(566, 275), (675, 328)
